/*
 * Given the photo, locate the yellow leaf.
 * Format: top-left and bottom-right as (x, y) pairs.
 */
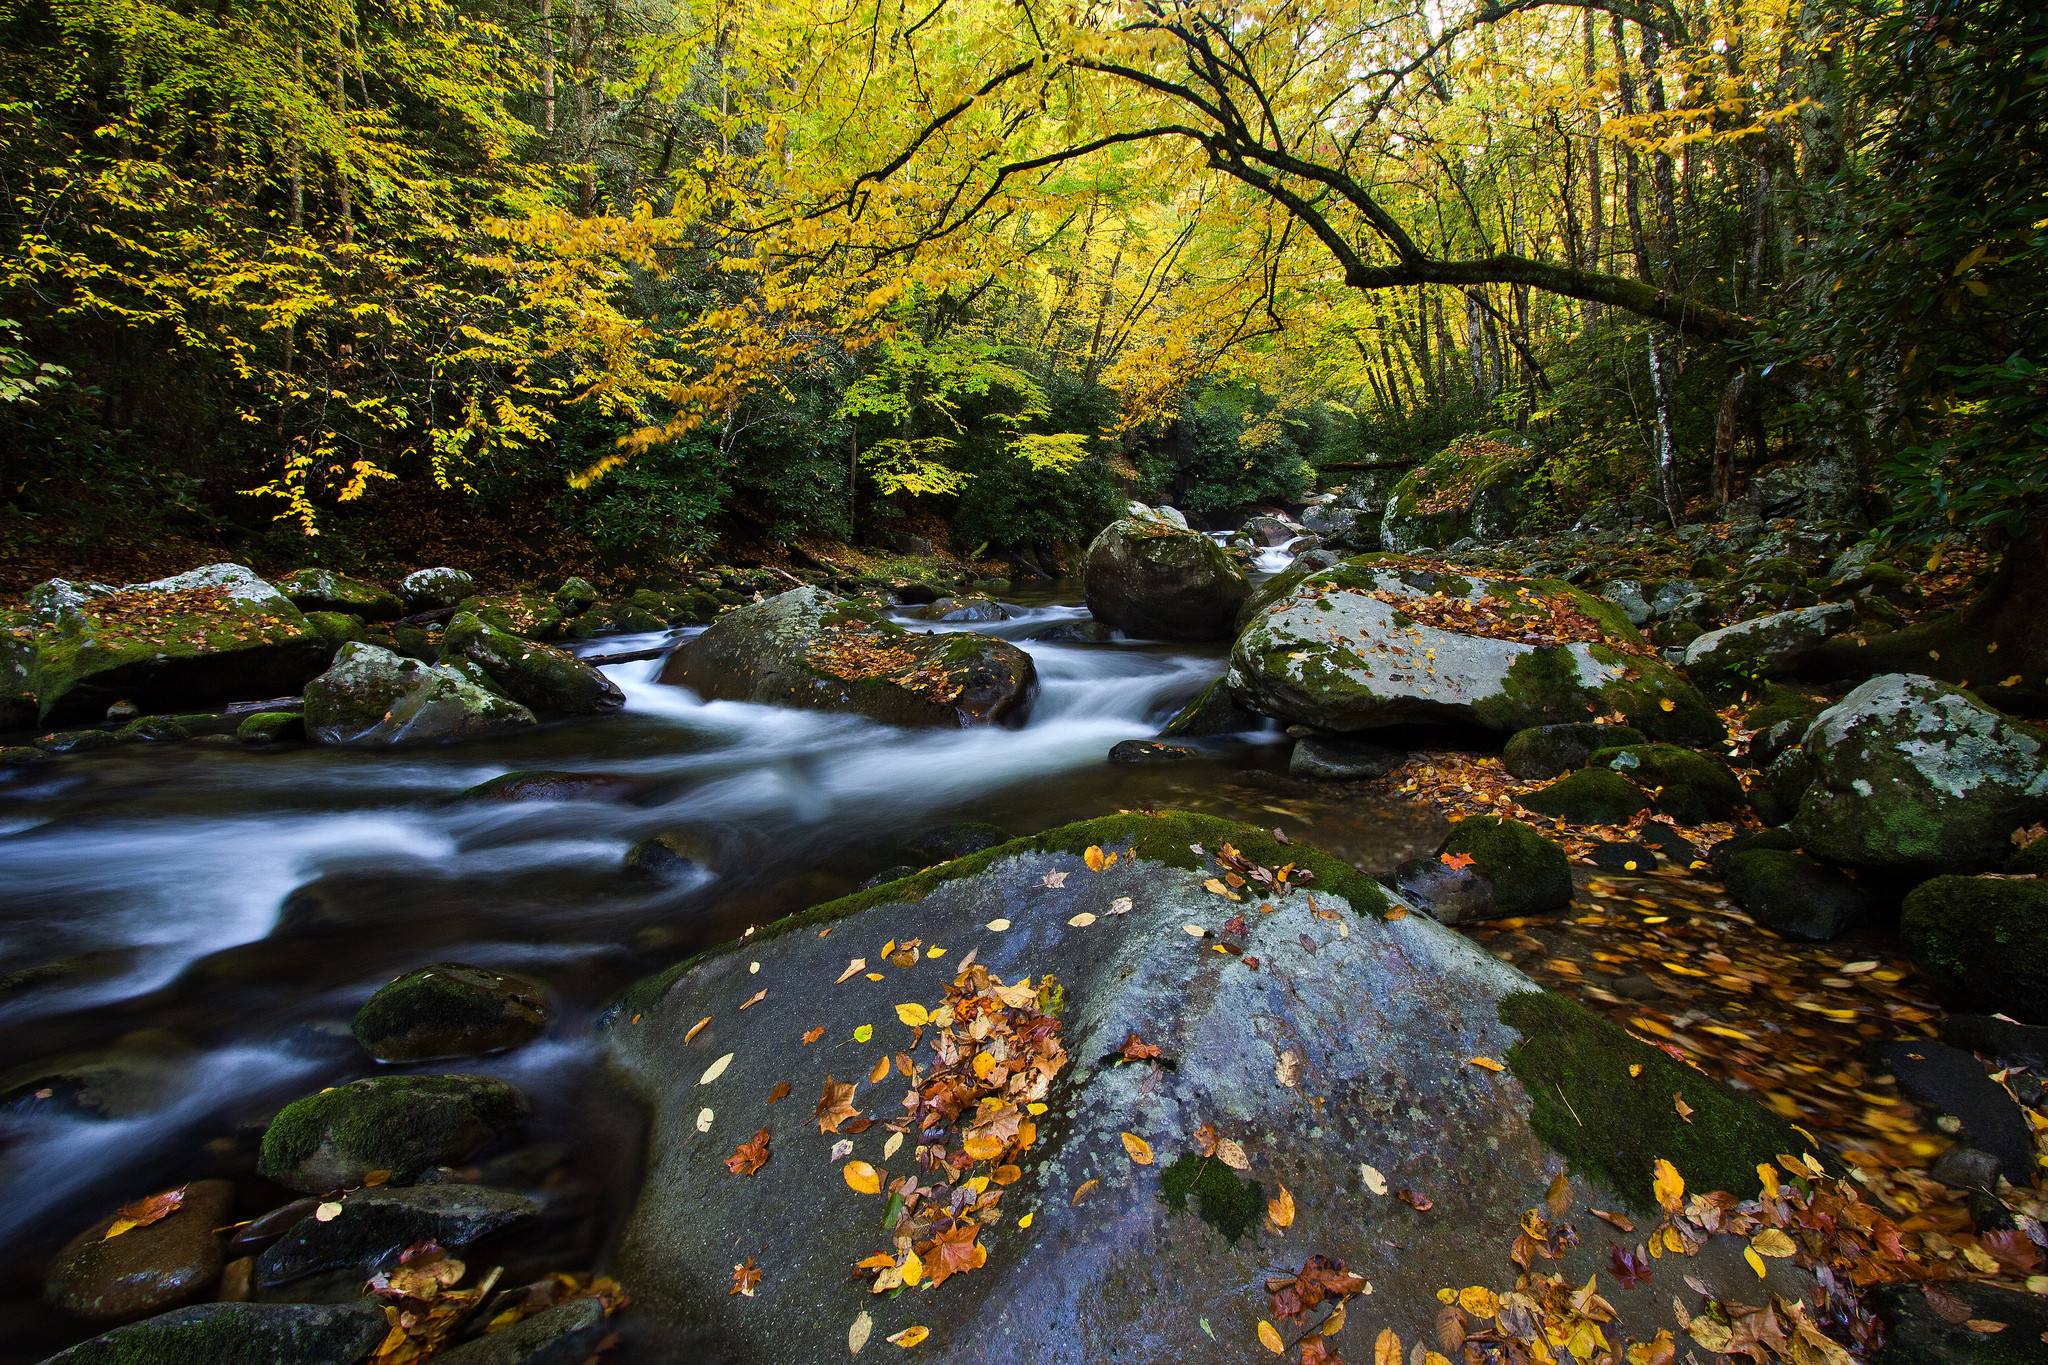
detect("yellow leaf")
(1467, 1055), (1506, 1072)
(1268, 1185), (1295, 1227)
(1664, 1225), (1688, 1255)
(1067, 912), (1097, 927)
(963, 1133), (1005, 1161)
(985, 919), (1011, 932)
(844, 1161), (882, 1195)
(699, 1053), (735, 1086)
(901, 1249), (924, 1287)
(886, 1325), (929, 1347)
(971, 1051), (996, 1080)
(1743, 1246), (1767, 1278)
(1652, 1158), (1684, 1211)
(1121, 1132), (1154, 1165)
(1084, 845), (1107, 872)
(870, 1056), (890, 1084)
(850, 1310), (873, 1355)
(1256, 1320), (1286, 1354)
(1458, 1285), (1498, 1317)
(1751, 1228), (1796, 1258)
(1374, 1327), (1402, 1365)
(1658, 697), (1676, 712)
(684, 1016), (711, 1043)
(895, 1003), (930, 1027)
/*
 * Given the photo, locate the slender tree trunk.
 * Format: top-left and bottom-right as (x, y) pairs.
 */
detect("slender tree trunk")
(332, 13), (351, 244)
(1584, 9), (1604, 327)
(1640, 24), (1679, 275)
(289, 35), (304, 230)
(1711, 369), (1747, 503)
(541, 0), (556, 136)
(1649, 335), (1682, 524)
(1465, 291), (1489, 401)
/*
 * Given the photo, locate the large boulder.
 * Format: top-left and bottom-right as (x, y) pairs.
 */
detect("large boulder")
(1721, 850), (1866, 942)
(1788, 674), (2048, 874)
(1436, 816), (1573, 915)
(1680, 602), (1855, 696)
(1082, 512), (1250, 641)
(1586, 743), (1747, 824)
(273, 568), (403, 621)
(1500, 722), (1646, 780)
(604, 813), (1812, 1364)
(1379, 439), (1533, 552)
(659, 587), (1036, 728)
(24, 565), (333, 725)
(303, 642), (536, 745)
(399, 566), (476, 610)
(1227, 562), (1722, 741)
(36, 1302), (387, 1365)
(1902, 876), (2048, 1023)
(440, 612), (624, 717)
(258, 1073), (531, 1192)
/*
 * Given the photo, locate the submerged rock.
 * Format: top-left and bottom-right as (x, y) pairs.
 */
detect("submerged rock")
(1869, 1279), (2048, 1365)
(1720, 850), (1865, 941)
(660, 587), (1036, 728)
(440, 613), (624, 717)
(627, 829), (719, 879)
(434, 1298), (608, 1365)
(1288, 735), (1399, 780)
(45, 1179), (232, 1323)
(462, 770), (642, 803)
(1877, 1039), (2037, 1181)
(605, 813), (1811, 1363)
(303, 643), (536, 745)
(25, 564), (333, 725)
(1082, 510), (1250, 641)
(254, 1184), (536, 1289)
(1789, 674), (2048, 874)
(1157, 678), (1262, 737)
(902, 821), (1011, 863)
(1106, 739), (1203, 764)
(1026, 619), (1115, 644)
(1902, 876), (2048, 1024)
(1226, 562), (1720, 741)
(37, 1301), (387, 1365)
(258, 1073), (530, 1192)
(274, 569), (403, 621)
(352, 963), (549, 1062)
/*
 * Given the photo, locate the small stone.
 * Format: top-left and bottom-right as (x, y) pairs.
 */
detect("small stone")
(1500, 723), (1646, 780)
(399, 566), (477, 610)
(237, 711), (305, 745)
(352, 963), (549, 1063)
(462, 770), (642, 802)
(45, 1179), (233, 1323)
(1288, 736), (1399, 781)
(1108, 740), (1204, 764)
(1928, 1146), (2003, 1193)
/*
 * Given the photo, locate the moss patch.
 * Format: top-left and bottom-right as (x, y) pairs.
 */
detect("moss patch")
(1522, 767), (1653, 824)
(1501, 991), (1811, 1212)
(1159, 1152), (1264, 1241)
(258, 1073), (527, 1187)
(1440, 816), (1572, 914)
(1902, 877), (2048, 1023)
(1588, 744), (1746, 823)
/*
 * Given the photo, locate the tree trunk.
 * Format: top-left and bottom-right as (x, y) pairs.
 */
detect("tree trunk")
(1583, 8), (1603, 325)
(332, 14), (351, 243)
(1710, 368), (1747, 504)
(541, 0), (556, 137)
(1648, 332), (1681, 524)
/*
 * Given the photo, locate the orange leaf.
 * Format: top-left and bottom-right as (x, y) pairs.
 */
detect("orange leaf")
(802, 1026), (824, 1044)
(1256, 1320), (1285, 1354)
(1120, 1132), (1154, 1165)
(1374, 1327), (1403, 1365)
(1440, 852), (1477, 870)
(886, 1325), (929, 1348)
(843, 1161), (882, 1195)
(102, 1186), (185, 1240)
(1269, 1185), (1295, 1228)
(724, 1128), (770, 1176)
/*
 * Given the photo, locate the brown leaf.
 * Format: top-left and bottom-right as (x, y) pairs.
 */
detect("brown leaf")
(684, 1017), (711, 1044)
(725, 1128), (770, 1176)
(1545, 1171), (1572, 1219)
(1072, 1178), (1101, 1206)
(814, 1076), (861, 1133)
(101, 1186), (186, 1240)
(1395, 1188), (1433, 1211)
(766, 1082), (791, 1105)
(801, 1026), (824, 1044)
(730, 1257), (761, 1296)
(1118, 1033), (1161, 1061)
(739, 988), (767, 1010)
(1194, 1123), (1219, 1159)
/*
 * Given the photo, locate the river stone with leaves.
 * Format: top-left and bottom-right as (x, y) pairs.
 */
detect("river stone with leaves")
(659, 586), (1036, 728)
(1082, 507), (1251, 641)
(23, 564), (334, 725)
(1227, 562), (1722, 741)
(605, 812), (1810, 1364)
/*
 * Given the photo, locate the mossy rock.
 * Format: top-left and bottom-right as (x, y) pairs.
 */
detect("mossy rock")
(440, 613), (624, 717)
(275, 569), (403, 622)
(1438, 816), (1572, 914)
(257, 1073), (530, 1192)
(1501, 990), (1815, 1209)
(351, 963), (549, 1062)
(1721, 850), (1865, 941)
(1379, 438), (1534, 552)
(1500, 722), (1645, 780)
(1741, 683), (1825, 734)
(1158, 1152), (1263, 1241)
(237, 711), (306, 745)
(1902, 877), (2048, 1024)
(1158, 677), (1263, 737)
(2009, 839), (2048, 876)
(301, 611), (367, 651)
(1522, 767), (1652, 825)
(552, 576), (599, 614)
(1588, 744), (1747, 823)
(399, 566), (475, 610)
(119, 714), (192, 742)
(456, 593), (567, 640)
(37, 1302), (388, 1365)
(1083, 514), (1250, 641)
(303, 643), (535, 745)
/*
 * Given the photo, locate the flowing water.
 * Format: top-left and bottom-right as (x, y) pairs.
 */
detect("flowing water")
(0, 577), (1451, 1359)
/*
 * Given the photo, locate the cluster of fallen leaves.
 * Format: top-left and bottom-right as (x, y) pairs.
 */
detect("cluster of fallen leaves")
(806, 623), (960, 704)
(102, 1185), (184, 1238)
(363, 1242), (627, 1365)
(1357, 584), (1650, 655)
(58, 583), (299, 649)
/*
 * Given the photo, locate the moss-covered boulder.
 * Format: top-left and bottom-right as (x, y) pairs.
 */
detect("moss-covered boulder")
(37, 1302), (387, 1365)
(258, 1073), (530, 1192)
(1523, 767), (1653, 825)
(455, 592), (568, 640)
(552, 576), (599, 614)
(44, 1178), (232, 1324)
(303, 642), (536, 745)
(1501, 722), (1646, 780)
(1082, 509), (1250, 641)
(604, 812), (1809, 1363)
(1721, 850), (1866, 941)
(1588, 743), (1747, 823)
(659, 586), (1036, 728)
(237, 711), (305, 745)
(24, 564), (333, 725)
(440, 612), (624, 717)
(301, 610), (367, 651)
(1226, 562), (1722, 741)
(1157, 677), (1263, 737)
(399, 566), (475, 610)
(274, 568), (403, 621)
(1680, 602), (1856, 696)
(1437, 816), (1572, 915)
(2011, 837), (2048, 876)
(1, 608), (37, 729)
(352, 963), (549, 1062)
(1789, 674), (2048, 874)
(1902, 877), (2048, 1023)
(1379, 438), (1534, 552)
(905, 595), (1008, 623)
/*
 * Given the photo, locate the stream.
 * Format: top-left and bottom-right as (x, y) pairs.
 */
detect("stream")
(0, 576), (1454, 1359)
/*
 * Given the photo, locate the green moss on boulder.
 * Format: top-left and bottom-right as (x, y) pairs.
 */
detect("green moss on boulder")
(257, 1073), (529, 1192)
(1438, 816), (1572, 914)
(1721, 850), (1865, 941)
(274, 569), (402, 621)
(1902, 877), (2048, 1024)
(1084, 511), (1251, 641)
(1501, 723), (1646, 780)
(1522, 767), (1652, 824)
(352, 963), (549, 1062)
(1588, 744), (1747, 823)
(440, 613), (624, 716)
(1159, 1152), (1263, 1241)
(36, 1302), (388, 1365)
(237, 711), (305, 745)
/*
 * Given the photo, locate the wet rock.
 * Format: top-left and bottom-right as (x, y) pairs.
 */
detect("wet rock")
(660, 587), (1036, 728)
(33, 728), (128, 753)
(254, 1185), (536, 1289)
(1393, 856), (1499, 923)
(36, 1300), (388, 1365)
(1238, 514), (1302, 546)
(1587, 842), (1658, 873)
(1500, 722), (1646, 780)
(605, 812), (1812, 1363)
(1720, 850), (1865, 941)
(1902, 876), (2048, 1024)
(1522, 767), (1653, 824)
(906, 595), (1008, 623)
(1637, 824), (1701, 866)
(1107, 739), (1203, 764)
(552, 577), (599, 614)
(1082, 509), (1250, 641)
(353, 964), (548, 1063)
(1877, 1040), (2037, 1190)
(0, 948), (138, 996)
(400, 567), (476, 610)
(1437, 815), (1572, 915)
(0, 1030), (195, 1119)
(1288, 736), (1399, 780)
(1680, 602), (1855, 696)
(258, 1073), (531, 1192)
(892, 583), (941, 606)
(120, 714), (193, 742)
(440, 614), (624, 718)
(1025, 619), (1114, 644)
(902, 821), (1010, 863)
(462, 771), (642, 803)
(1587, 743), (1747, 823)
(304, 643), (536, 746)
(25, 564), (333, 725)
(1789, 674), (2048, 874)
(1227, 562), (1721, 742)
(1869, 1279), (2048, 1364)
(434, 1298), (608, 1365)
(1157, 678), (1262, 738)
(1928, 1146), (2003, 1194)
(228, 1198), (324, 1259)
(1940, 1014), (2048, 1073)
(238, 711), (306, 745)
(626, 829), (718, 879)
(1, 743), (55, 767)
(275, 569), (404, 621)
(45, 1179), (232, 1323)
(861, 864), (918, 890)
